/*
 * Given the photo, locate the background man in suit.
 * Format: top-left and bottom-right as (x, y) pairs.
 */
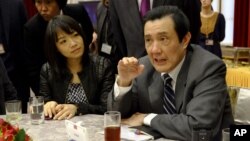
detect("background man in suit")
(109, 0), (166, 59)
(108, 6), (233, 140)
(109, 0), (201, 60)
(96, 0), (120, 73)
(165, 0), (201, 44)
(0, 0), (29, 113)
(23, 0), (94, 95)
(0, 58), (17, 115)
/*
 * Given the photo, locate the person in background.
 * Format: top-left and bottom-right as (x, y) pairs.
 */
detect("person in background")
(109, 0), (201, 62)
(23, 0), (94, 95)
(199, 0), (225, 58)
(96, 0), (120, 73)
(0, 0), (29, 113)
(109, 0), (166, 60)
(0, 58), (17, 115)
(168, 0), (201, 44)
(108, 6), (233, 140)
(40, 15), (115, 120)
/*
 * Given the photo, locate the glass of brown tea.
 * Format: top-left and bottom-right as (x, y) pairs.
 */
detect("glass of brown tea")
(104, 111), (121, 141)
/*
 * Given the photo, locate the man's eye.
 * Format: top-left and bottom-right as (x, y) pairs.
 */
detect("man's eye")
(145, 38), (151, 42)
(35, 0), (42, 3)
(46, 0), (52, 4)
(161, 37), (167, 41)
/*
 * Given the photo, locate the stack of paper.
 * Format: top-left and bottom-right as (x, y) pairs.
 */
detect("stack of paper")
(121, 126), (154, 141)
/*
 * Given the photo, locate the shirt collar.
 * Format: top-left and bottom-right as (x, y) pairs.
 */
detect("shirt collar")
(161, 55), (186, 84)
(137, 0), (153, 9)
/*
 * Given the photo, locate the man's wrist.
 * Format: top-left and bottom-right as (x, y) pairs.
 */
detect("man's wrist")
(117, 75), (132, 86)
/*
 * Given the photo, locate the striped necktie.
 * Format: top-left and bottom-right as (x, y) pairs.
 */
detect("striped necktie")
(140, 0), (150, 17)
(163, 74), (176, 114)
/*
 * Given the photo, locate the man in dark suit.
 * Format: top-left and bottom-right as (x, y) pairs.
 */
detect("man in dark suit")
(108, 6), (233, 140)
(109, 0), (201, 59)
(23, 0), (94, 95)
(109, 0), (166, 59)
(0, 0), (29, 113)
(166, 0), (201, 44)
(0, 58), (17, 114)
(96, 0), (121, 73)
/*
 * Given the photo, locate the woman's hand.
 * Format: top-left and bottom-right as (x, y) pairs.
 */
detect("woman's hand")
(53, 104), (78, 120)
(44, 101), (58, 118)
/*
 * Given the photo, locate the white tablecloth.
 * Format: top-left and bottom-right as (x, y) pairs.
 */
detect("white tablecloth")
(0, 114), (175, 141)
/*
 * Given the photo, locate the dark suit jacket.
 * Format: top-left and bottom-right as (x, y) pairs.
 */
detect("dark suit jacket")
(40, 55), (115, 115)
(96, 3), (121, 73)
(0, 0), (29, 113)
(108, 45), (234, 140)
(23, 3), (94, 95)
(164, 0), (201, 44)
(0, 58), (17, 114)
(0, 0), (27, 72)
(109, 0), (166, 58)
(96, 2), (108, 49)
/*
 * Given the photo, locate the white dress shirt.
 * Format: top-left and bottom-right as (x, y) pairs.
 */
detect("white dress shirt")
(137, 0), (153, 10)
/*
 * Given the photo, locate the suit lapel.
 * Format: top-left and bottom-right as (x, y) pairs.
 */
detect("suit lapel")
(127, 0), (142, 25)
(97, 6), (107, 37)
(148, 71), (164, 113)
(175, 47), (193, 112)
(146, 47), (193, 113)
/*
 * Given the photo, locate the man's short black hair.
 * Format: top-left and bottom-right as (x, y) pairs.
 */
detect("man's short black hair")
(143, 6), (190, 42)
(32, 0), (67, 9)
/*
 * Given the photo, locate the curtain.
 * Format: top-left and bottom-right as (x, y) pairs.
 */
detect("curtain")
(220, 0), (234, 45)
(233, 0), (250, 47)
(23, 0), (37, 19)
(248, 2), (250, 47)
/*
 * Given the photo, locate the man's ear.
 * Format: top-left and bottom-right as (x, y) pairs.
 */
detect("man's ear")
(181, 32), (191, 49)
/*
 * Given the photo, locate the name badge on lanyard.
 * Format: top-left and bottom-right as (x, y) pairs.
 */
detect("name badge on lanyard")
(101, 43), (112, 55)
(205, 39), (214, 46)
